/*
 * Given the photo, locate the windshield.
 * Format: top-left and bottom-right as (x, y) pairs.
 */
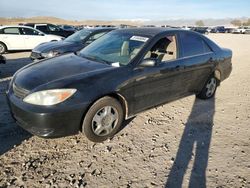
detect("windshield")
(65, 30), (91, 42)
(79, 32), (149, 66)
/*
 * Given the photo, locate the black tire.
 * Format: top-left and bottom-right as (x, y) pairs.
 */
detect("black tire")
(82, 96), (124, 142)
(196, 75), (218, 100)
(0, 42), (7, 54)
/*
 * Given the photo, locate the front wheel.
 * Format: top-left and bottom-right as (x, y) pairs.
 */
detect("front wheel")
(82, 96), (124, 142)
(197, 76), (218, 99)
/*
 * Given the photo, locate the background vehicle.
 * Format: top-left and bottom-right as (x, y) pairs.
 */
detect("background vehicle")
(24, 23), (74, 37)
(59, 25), (76, 32)
(0, 25), (62, 53)
(225, 27), (235, 33)
(232, 26), (250, 34)
(210, 26), (226, 33)
(244, 28), (250, 34)
(30, 28), (114, 60)
(7, 28), (232, 142)
(182, 26), (192, 30)
(191, 27), (209, 34)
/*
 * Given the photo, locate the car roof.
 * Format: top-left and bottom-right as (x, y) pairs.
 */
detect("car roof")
(0, 25), (37, 29)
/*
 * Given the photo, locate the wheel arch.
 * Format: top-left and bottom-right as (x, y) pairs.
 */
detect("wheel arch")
(79, 92), (129, 132)
(0, 41), (8, 52)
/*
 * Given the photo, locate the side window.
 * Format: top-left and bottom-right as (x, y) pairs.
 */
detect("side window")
(3, 28), (20, 35)
(144, 35), (177, 62)
(48, 24), (60, 32)
(180, 33), (211, 57)
(89, 32), (107, 41)
(36, 25), (48, 32)
(20, 28), (40, 35)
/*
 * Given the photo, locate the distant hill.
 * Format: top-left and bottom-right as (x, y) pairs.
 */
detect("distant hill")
(0, 16), (140, 26)
(0, 16), (249, 27)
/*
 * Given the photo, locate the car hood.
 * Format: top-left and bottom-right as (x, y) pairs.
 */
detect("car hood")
(14, 53), (111, 91)
(33, 40), (81, 53)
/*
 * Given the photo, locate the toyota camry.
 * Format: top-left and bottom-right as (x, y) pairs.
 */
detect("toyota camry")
(7, 28), (232, 142)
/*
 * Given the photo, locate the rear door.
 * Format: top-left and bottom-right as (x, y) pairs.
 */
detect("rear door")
(1, 27), (26, 50)
(178, 32), (215, 94)
(19, 27), (47, 49)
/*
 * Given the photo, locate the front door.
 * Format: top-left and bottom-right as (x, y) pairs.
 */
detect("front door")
(131, 35), (187, 114)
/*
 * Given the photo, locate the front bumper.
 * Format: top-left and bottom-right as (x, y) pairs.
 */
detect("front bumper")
(6, 92), (88, 138)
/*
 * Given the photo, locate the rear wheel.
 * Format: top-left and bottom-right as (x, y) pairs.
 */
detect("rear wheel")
(82, 96), (124, 142)
(197, 75), (218, 99)
(0, 42), (7, 54)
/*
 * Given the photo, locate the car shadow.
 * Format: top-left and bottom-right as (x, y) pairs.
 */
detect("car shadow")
(0, 56), (32, 79)
(118, 117), (135, 133)
(0, 79), (32, 156)
(165, 97), (215, 188)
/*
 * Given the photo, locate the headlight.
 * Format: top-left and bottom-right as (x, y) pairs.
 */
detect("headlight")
(23, 89), (77, 106)
(41, 51), (60, 58)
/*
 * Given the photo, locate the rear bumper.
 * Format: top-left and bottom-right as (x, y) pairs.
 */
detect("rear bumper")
(6, 92), (88, 138)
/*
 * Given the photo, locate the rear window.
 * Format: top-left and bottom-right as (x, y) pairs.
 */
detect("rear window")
(3, 28), (20, 35)
(36, 25), (48, 32)
(180, 32), (211, 57)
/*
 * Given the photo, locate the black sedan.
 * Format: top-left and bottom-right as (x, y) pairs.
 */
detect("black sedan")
(7, 28), (232, 142)
(30, 28), (114, 60)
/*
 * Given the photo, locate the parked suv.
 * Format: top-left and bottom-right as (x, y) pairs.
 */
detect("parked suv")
(24, 23), (74, 37)
(210, 26), (226, 33)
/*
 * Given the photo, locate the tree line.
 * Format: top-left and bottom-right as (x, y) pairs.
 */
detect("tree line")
(194, 19), (250, 27)
(230, 19), (250, 26)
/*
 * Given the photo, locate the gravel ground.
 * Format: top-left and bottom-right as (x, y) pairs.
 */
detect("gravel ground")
(0, 34), (250, 188)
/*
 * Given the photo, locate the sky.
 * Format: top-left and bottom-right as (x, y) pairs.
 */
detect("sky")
(0, 0), (249, 21)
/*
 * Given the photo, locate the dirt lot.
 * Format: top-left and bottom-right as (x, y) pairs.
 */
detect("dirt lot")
(0, 34), (249, 188)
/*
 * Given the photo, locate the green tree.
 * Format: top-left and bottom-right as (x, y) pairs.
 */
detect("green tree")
(195, 20), (205, 27)
(231, 19), (242, 26)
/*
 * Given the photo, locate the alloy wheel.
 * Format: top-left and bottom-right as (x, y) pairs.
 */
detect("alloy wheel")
(91, 106), (119, 136)
(205, 78), (217, 97)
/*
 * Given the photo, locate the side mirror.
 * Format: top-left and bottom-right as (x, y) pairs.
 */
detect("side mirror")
(39, 33), (45, 36)
(139, 58), (157, 67)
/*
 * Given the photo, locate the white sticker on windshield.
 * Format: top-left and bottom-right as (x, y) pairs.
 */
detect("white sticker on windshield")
(111, 62), (120, 67)
(130, 36), (149, 42)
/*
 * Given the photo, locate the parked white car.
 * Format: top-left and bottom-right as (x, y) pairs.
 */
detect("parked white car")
(0, 25), (63, 53)
(232, 26), (250, 34)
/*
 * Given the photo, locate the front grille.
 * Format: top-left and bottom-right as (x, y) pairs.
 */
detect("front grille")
(13, 83), (29, 99)
(30, 52), (42, 59)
